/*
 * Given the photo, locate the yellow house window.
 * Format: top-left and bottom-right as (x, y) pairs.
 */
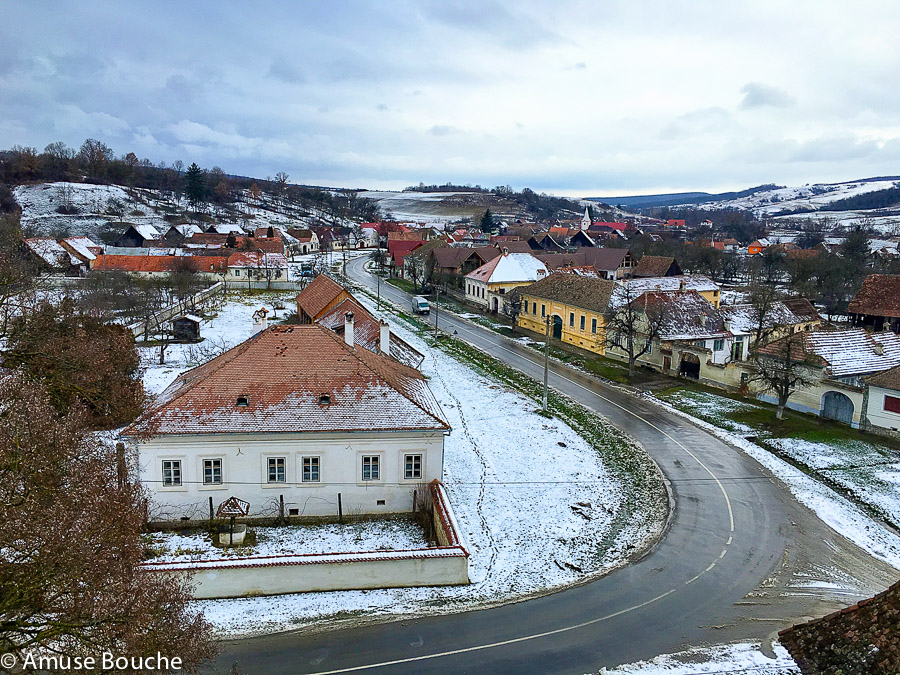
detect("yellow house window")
(591, 318), (597, 333)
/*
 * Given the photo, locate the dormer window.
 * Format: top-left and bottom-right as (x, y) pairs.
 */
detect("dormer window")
(318, 393), (332, 405)
(236, 395), (250, 407)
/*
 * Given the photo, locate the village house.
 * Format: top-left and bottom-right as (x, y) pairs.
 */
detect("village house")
(91, 254), (228, 278)
(24, 237), (86, 276)
(606, 290), (734, 380)
(630, 255), (682, 278)
(58, 236), (103, 268)
(623, 274), (721, 307)
(862, 365), (900, 436)
(756, 329), (900, 427)
(123, 324), (451, 519)
(517, 273), (618, 354)
(295, 273), (352, 323)
(747, 238), (772, 255)
(164, 223), (204, 245)
(286, 228), (320, 254)
(465, 251), (548, 313)
(847, 274), (900, 334)
(536, 248), (636, 280)
(718, 297), (822, 361)
(225, 251), (288, 284)
(114, 223), (165, 248)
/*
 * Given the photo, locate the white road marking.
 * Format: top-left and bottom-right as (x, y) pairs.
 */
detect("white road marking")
(312, 263), (741, 675)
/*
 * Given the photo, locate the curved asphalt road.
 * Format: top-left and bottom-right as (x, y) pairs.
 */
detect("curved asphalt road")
(215, 257), (896, 674)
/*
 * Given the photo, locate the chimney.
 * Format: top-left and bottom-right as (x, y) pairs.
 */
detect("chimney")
(502, 247), (509, 256)
(344, 311), (355, 347)
(678, 278), (686, 292)
(699, 313), (707, 326)
(379, 319), (390, 354)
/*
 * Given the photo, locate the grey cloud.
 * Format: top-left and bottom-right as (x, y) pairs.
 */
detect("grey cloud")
(267, 60), (306, 84)
(658, 107), (732, 140)
(739, 82), (796, 109)
(428, 125), (463, 136)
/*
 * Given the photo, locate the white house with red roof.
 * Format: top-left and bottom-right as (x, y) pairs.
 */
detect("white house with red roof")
(226, 251), (288, 284)
(124, 324), (450, 520)
(464, 251), (548, 313)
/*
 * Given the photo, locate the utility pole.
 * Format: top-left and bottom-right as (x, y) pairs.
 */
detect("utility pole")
(543, 314), (551, 413)
(376, 262), (381, 310)
(434, 287), (440, 339)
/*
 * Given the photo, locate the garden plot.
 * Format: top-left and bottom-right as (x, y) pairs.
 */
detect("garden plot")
(153, 288), (664, 637)
(144, 517), (427, 564)
(139, 290), (297, 396)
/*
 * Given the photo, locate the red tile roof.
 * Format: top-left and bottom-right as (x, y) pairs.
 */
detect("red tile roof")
(226, 251), (288, 269)
(125, 324), (448, 436)
(93, 254), (228, 273)
(847, 274), (900, 318)
(295, 274), (347, 320)
(317, 297), (424, 369)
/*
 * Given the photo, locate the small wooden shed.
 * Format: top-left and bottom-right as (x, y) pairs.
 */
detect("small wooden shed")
(172, 314), (202, 342)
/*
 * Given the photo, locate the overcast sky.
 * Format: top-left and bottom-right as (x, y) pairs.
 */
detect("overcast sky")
(3, 1), (900, 197)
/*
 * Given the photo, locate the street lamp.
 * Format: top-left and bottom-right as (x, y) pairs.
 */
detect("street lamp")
(434, 287), (440, 339)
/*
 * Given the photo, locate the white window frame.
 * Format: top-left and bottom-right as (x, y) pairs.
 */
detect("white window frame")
(360, 454), (383, 483)
(198, 455), (226, 490)
(266, 456), (287, 484)
(160, 458), (184, 491)
(402, 453), (423, 481)
(300, 455), (321, 484)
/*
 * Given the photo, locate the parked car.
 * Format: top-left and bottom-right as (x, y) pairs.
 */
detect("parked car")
(411, 295), (430, 315)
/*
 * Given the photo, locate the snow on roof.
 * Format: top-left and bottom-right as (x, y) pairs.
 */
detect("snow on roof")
(719, 298), (821, 334)
(465, 252), (548, 284)
(760, 329), (900, 377)
(172, 224), (203, 237)
(132, 223), (163, 240)
(125, 324), (449, 436)
(226, 251), (288, 269)
(24, 238), (80, 268)
(211, 223), (246, 235)
(61, 236), (101, 261)
(631, 291), (731, 341)
(624, 274), (719, 295)
(317, 297), (425, 369)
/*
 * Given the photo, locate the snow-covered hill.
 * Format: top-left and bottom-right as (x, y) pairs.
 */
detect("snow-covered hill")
(13, 182), (359, 240)
(687, 178), (898, 215)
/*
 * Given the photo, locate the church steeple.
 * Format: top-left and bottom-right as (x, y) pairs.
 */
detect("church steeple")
(581, 205), (592, 230)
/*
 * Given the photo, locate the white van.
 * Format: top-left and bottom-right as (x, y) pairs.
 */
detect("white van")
(411, 295), (430, 315)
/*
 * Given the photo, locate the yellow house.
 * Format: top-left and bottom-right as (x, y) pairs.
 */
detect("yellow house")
(624, 274), (721, 308)
(517, 273), (618, 354)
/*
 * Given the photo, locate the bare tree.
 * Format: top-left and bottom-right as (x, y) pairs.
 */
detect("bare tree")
(605, 285), (671, 379)
(746, 282), (784, 350)
(749, 331), (818, 420)
(0, 372), (215, 667)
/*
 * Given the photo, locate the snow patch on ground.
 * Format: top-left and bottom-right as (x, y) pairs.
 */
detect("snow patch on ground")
(146, 518), (427, 564)
(602, 641), (797, 674)
(650, 395), (900, 571)
(140, 288), (661, 637)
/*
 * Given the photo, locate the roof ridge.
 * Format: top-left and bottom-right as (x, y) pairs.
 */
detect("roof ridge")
(319, 327), (449, 429)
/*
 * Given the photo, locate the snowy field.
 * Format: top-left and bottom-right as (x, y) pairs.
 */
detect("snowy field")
(145, 518), (427, 564)
(603, 641), (797, 674)
(653, 390), (900, 571)
(13, 181), (356, 240)
(672, 179), (898, 216)
(137, 285), (664, 637)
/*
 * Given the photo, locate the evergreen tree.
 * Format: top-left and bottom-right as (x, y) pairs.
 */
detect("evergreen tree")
(183, 162), (206, 208)
(480, 208), (494, 233)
